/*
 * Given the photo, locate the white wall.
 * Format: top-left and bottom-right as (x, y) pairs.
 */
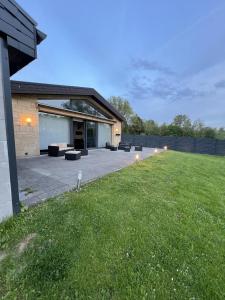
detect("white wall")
(0, 57), (13, 221)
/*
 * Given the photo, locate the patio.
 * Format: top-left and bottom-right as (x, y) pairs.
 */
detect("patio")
(17, 147), (159, 206)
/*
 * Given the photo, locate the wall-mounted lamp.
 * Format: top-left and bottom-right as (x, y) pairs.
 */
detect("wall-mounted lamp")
(115, 128), (120, 136)
(26, 117), (32, 126)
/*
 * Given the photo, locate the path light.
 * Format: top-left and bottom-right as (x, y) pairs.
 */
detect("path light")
(154, 148), (158, 153)
(135, 153), (140, 161)
(76, 170), (82, 191)
(26, 117), (32, 126)
(164, 145), (168, 150)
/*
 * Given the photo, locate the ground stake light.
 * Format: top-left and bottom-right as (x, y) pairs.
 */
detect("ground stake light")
(76, 170), (82, 191)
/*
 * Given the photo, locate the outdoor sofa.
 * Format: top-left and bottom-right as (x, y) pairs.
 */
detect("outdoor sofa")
(48, 143), (74, 157)
(118, 142), (132, 150)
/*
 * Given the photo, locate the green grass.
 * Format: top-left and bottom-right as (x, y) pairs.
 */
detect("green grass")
(0, 151), (225, 299)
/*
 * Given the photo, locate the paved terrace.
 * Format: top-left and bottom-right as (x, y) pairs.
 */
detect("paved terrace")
(17, 148), (160, 206)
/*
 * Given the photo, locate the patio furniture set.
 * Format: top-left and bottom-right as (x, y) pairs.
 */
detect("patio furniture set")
(48, 143), (88, 161)
(47, 142), (143, 161)
(106, 142), (143, 152)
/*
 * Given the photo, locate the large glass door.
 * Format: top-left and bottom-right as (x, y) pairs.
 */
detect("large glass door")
(97, 123), (112, 147)
(73, 121), (85, 149)
(86, 121), (97, 148)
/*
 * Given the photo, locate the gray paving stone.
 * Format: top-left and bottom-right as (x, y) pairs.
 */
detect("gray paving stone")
(17, 148), (161, 206)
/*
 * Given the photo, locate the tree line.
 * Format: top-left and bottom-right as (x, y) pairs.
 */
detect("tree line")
(108, 96), (225, 140)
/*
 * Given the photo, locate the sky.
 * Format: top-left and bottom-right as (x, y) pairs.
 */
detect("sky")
(13, 0), (225, 127)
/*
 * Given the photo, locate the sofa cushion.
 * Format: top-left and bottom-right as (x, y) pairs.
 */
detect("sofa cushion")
(66, 150), (81, 154)
(59, 147), (73, 151)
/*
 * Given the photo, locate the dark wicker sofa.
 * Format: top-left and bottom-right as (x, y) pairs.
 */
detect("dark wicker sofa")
(48, 143), (74, 157)
(118, 142), (132, 150)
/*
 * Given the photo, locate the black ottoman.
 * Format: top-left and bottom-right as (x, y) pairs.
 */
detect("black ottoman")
(65, 151), (81, 160)
(76, 149), (88, 156)
(110, 146), (118, 151)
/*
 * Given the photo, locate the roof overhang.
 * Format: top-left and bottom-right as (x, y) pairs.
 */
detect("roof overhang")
(0, 0), (46, 75)
(11, 80), (125, 122)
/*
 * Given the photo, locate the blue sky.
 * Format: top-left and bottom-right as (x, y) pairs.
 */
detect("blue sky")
(13, 0), (225, 127)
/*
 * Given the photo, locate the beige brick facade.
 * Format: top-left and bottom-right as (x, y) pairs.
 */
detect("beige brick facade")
(112, 120), (122, 146)
(12, 96), (40, 157)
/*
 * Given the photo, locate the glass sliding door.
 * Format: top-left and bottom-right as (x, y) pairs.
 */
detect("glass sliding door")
(98, 123), (112, 147)
(86, 121), (97, 148)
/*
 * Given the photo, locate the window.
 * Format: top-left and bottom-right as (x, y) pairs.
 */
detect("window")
(86, 121), (97, 148)
(38, 99), (111, 119)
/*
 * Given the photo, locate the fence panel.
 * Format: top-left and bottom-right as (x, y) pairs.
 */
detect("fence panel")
(121, 134), (225, 156)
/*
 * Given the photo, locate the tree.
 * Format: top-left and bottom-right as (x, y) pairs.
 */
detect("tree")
(172, 114), (193, 136)
(216, 127), (225, 140)
(108, 96), (134, 125)
(129, 114), (145, 134)
(192, 120), (205, 137)
(144, 120), (159, 135)
(202, 127), (216, 139)
(159, 123), (171, 136)
(172, 114), (191, 128)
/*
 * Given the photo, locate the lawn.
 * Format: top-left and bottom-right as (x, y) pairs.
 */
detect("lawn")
(0, 151), (225, 299)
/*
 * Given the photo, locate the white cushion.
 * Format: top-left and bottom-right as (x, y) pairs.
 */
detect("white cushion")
(59, 147), (73, 151)
(66, 151), (81, 154)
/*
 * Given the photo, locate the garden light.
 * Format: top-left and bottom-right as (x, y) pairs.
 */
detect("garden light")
(154, 148), (158, 153)
(164, 145), (168, 150)
(76, 170), (82, 191)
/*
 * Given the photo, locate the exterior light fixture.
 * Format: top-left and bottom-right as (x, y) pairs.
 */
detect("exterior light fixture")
(26, 117), (32, 125)
(135, 153), (140, 161)
(164, 145), (168, 150)
(115, 128), (120, 136)
(76, 170), (82, 191)
(154, 148), (158, 153)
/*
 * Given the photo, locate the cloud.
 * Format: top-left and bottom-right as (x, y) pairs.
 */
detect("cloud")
(215, 80), (225, 89)
(130, 59), (175, 75)
(128, 75), (203, 103)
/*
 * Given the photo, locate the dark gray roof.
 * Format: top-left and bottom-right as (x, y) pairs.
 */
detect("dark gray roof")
(0, 0), (46, 75)
(11, 80), (125, 122)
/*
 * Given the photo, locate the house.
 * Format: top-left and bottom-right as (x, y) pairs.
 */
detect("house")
(11, 81), (124, 157)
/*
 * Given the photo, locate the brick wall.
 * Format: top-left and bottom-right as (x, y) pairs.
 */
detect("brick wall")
(12, 96), (40, 157)
(112, 120), (122, 146)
